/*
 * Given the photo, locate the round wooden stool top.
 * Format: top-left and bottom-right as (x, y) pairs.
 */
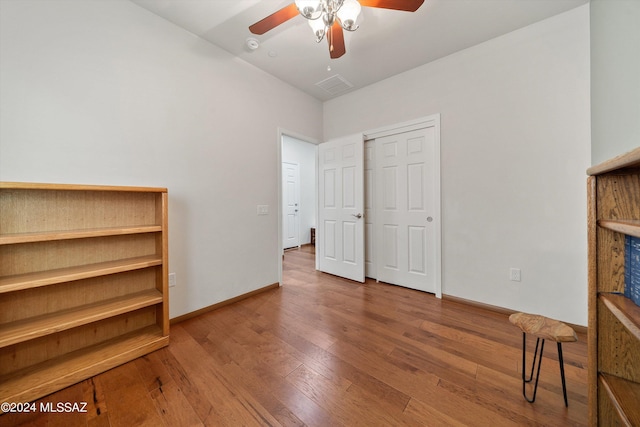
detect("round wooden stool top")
(509, 312), (577, 343)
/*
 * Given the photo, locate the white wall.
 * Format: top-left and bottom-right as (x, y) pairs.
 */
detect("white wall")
(282, 135), (317, 245)
(324, 6), (591, 325)
(0, 0), (323, 319)
(590, 0), (640, 165)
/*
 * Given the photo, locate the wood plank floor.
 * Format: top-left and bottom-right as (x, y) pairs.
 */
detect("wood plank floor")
(1, 245), (588, 426)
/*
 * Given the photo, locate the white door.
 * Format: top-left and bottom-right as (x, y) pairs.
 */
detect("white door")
(376, 126), (439, 293)
(318, 134), (365, 282)
(282, 162), (300, 249)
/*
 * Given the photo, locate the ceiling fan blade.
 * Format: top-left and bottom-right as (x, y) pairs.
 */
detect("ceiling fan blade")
(249, 3), (299, 35)
(328, 22), (346, 59)
(358, 0), (424, 12)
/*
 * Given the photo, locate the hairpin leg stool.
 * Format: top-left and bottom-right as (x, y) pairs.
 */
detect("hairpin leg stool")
(509, 312), (578, 407)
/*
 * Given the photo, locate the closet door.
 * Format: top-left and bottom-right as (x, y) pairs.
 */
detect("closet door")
(376, 126), (438, 293)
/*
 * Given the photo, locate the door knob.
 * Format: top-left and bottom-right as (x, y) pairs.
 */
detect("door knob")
(352, 213), (363, 219)
(427, 217), (433, 222)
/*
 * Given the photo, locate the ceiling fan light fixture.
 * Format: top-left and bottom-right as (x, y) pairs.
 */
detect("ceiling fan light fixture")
(295, 0), (323, 20)
(308, 18), (326, 42)
(300, 0), (359, 43)
(337, 0), (361, 31)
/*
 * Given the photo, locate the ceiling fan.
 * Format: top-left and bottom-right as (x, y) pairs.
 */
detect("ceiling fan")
(249, 0), (424, 59)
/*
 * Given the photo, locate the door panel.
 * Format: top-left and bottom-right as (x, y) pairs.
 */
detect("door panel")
(383, 225), (399, 269)
(408, 163), (424, 210)
(376, 126), (437, 293)
(324, 220), (336, 259)
(318, 134), (365, 282)
(383, 166), (398, 210)
(343, 166), (356, 208)
(408, 225), (426, 274)
(324, 170), (336, 207)
(343, 221), (356, 263)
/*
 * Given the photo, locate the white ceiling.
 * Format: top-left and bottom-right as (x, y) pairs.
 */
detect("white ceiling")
(130, 0), (588, 101)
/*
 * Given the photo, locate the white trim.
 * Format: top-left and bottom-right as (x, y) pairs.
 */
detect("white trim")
(279, 128), (320, 145)
(364, 115), (440, 141)
(433, 115), (442, 299)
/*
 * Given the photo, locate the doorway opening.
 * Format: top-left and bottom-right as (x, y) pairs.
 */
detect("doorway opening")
(278, 130), (318, 284)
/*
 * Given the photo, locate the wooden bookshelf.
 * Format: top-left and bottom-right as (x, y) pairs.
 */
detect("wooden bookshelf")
(587, 147), (640, 426)
(0, 182), (169, 411)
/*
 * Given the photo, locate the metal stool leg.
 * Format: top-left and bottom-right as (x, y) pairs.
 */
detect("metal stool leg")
(557, 342), (569, 407)
(522, 332), (545, 403)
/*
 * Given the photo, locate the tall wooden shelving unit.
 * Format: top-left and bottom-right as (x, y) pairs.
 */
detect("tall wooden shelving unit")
(0, 182), (169, 409)
(587, 147), (640, 426)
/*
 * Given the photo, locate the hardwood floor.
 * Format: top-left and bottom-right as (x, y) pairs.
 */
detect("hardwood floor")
(2, 245), (588, 426)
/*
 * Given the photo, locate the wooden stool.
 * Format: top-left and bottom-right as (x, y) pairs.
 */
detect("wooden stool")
(509, 312), (578, 406)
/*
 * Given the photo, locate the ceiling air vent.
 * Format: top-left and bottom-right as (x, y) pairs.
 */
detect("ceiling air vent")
(315, 74), (354, 96)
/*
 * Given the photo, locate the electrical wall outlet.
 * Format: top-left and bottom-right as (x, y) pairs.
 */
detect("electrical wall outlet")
(257, 205), (269, 215)
(168, 272), (176, 287)
(509, 268), (521, 282)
